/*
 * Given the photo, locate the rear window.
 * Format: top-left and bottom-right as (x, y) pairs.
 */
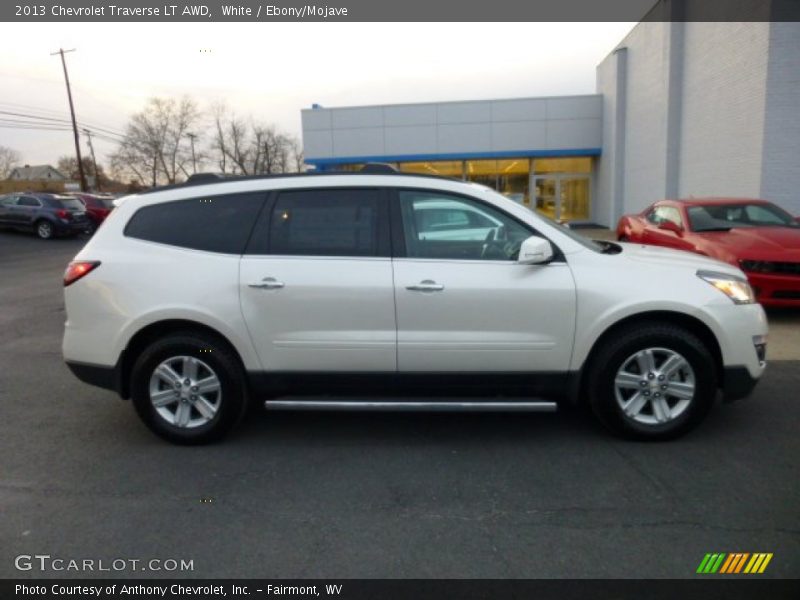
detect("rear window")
(51, 197), (85, 211)
(124, 193), (266, 254)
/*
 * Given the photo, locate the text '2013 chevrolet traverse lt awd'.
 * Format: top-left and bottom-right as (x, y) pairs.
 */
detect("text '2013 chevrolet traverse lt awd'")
(63, 172), (768, 444)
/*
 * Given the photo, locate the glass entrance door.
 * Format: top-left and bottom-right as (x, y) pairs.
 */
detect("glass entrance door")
(533, 175), (590, 222)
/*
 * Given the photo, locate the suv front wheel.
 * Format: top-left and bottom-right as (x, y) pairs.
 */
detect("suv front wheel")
(130, 332), (247, 444)
(587, 322), (717, 440)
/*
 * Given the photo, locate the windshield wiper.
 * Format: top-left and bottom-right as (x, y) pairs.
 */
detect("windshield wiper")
(695, 226), (732, 232)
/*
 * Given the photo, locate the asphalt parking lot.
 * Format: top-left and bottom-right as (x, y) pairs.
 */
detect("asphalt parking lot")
(0, 230), (798, 579)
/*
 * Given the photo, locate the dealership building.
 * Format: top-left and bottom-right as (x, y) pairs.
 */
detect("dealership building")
(301, 21), (799, 226)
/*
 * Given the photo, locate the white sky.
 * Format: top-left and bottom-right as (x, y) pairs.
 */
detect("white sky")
(0, 22), (634, 167)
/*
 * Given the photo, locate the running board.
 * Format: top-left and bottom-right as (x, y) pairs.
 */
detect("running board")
(264, 399), (557, 412)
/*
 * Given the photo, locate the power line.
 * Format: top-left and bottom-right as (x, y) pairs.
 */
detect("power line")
(0, 109), (73, 124)
(0, 124), (74, 131)
(0, 108), (126, 140)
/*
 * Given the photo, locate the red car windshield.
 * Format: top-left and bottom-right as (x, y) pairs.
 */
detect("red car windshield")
(687, 203), (798, 232)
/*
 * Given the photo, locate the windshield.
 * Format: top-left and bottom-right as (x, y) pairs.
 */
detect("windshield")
(688, 203), (798, 232)
(483, 186), (607, 253)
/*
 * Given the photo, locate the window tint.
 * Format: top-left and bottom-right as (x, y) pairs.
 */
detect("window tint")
(51, 197), (85, 211)
(687, 203), (798, 231)
(18, 196), (40, 207)
(266, 189), (383, 257)
(399, 191), (531, 261)
(125, 193), (266, 254)
(653, 206), (683, 227)
(745, 204), (793, 225)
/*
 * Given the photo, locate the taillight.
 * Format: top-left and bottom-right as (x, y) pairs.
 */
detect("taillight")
(64, 261), (100, 286)
(56, 209), (70, 219)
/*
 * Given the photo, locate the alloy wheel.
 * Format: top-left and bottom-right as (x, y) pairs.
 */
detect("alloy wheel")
(37, 222), (53, 239)
(613, 347), (696, 426)
(148, 355), (222, 428)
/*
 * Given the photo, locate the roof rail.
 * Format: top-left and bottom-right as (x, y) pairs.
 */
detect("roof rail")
(139, 168), (450, 195)
(186, 173), (227, 183)
(359, 163), (398, 174)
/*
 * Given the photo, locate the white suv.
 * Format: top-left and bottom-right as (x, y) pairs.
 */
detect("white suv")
(62, 172), (768, 444)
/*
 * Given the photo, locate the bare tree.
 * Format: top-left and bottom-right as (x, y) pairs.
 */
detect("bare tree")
(110, 96), (201, 185)
(0, 145), (21, 179)
(289, 137), (304, 173)
(210, 103), (253, 175)
(57, 155), (109, 188)
(209, 104), (302, 176)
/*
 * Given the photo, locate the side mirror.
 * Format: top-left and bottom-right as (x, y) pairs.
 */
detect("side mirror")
(518, 236), (554, 265)
(658, 220), (683, 235)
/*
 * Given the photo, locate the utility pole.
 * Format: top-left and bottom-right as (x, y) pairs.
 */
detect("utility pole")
(186, 132), (198, 173)
(83, 129), (100, 191)
(51, 48), (87, 192)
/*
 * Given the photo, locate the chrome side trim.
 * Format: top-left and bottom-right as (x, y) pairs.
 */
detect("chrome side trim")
(264, 399), (557, 412)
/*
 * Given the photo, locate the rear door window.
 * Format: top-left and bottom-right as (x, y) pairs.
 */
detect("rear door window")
(247, 188), (388, 257)
(124, 192), (267, 254)
(18, 196), (41, 207)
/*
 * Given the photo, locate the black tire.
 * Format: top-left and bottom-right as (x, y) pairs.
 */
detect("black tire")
(130, 331), (248, 444)
(84, 220), (97, 236)
(586, 322), (717, 441)
(35, 219), (54, 239)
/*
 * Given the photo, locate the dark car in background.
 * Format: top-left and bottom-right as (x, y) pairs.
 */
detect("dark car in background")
(73, 193), (116, 235)
(0, 192), (90, 239)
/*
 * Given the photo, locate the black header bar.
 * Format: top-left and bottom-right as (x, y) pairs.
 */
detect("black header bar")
(3, 0), (800, 22)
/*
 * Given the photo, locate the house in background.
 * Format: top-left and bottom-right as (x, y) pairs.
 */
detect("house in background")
(8, 164), (67, 182)
(1, 164), (75, 194)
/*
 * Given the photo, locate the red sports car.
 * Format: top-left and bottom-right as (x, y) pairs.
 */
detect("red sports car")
(617, 198), (800, 307)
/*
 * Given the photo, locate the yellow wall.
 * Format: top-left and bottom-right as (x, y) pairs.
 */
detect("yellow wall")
(0, 180), (67, 194)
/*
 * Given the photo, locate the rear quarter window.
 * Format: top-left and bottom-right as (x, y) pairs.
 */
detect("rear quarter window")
(124, 193), (267, 254)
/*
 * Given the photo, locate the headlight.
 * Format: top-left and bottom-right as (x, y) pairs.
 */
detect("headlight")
(697, 270), (755, 305)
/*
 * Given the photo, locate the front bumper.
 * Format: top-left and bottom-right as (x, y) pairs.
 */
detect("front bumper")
(722, 365), (762, 402)
(747, 272), (800, 307)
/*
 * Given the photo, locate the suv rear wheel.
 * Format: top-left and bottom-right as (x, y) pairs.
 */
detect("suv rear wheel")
(36, 220), (53, 239)
(130, 332), (247, 444)
(587, 322), (717, 440)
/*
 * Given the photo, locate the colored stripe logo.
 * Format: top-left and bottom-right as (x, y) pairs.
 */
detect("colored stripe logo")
(697, 553), (773, 574)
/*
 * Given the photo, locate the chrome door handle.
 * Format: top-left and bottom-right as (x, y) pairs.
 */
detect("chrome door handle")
(248, 277), (285, 290)
(406, 280), (445, 292)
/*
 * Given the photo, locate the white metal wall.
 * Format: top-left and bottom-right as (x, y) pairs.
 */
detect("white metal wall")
(301, 96), (603, 162)
(597, 21), (798, 226)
